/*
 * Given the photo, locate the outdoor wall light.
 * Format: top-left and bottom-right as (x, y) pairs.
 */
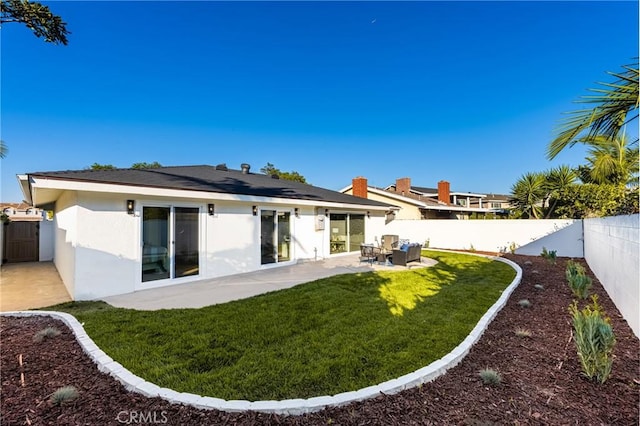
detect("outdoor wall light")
(294, 207), (299, 218)
(253, 205), (258, 216)
(208, 203), (215, 216)
(325, 208), (329, 217)
(367, 211), (371, 218)
(126, 200), (135, 215)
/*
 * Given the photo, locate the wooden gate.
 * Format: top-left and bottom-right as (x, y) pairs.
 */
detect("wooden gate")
(3, 222), (39, 263)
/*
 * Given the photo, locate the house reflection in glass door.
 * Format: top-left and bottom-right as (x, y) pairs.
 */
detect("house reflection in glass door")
(174, 207), (199, 278)
(260, 210), (291, 265)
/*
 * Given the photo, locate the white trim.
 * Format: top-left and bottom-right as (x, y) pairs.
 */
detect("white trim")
(450, 191), (486, 198)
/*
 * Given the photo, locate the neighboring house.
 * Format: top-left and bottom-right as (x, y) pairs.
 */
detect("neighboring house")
(341, 177), (503, 220)
(2, 202), (45, 222)
(1, 203), (54, 263)
(470, 193), (512, 216)
(17, 164), (394, 300)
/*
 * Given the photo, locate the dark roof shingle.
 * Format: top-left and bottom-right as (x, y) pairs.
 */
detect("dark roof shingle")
(30, 165), (391, 208)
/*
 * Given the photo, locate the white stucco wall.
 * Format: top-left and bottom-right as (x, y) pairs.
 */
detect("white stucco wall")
(204, 202), (263, 279)
(54, 191), (78, 298)
(292, 206), (326, 261)
(39, 216), (55, 261)
(512, 221), (583, 257)
(74, 193), (140, 299)
(584, 214), (639, 338)
(365, 212), (388, 247)
(49, 189), (386, 300)
(383, 219), (583, 257)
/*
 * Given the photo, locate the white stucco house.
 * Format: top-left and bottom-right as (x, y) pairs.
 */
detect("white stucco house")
(17, 164), (394, 300)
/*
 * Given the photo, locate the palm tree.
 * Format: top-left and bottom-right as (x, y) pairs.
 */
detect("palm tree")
(577, 135), (639, 186)
(547, 61), (639, 160)
(509, 172), (546, 219)
(544, 165), (578, 218)
(0, 0), (70, 45)
(0, 140), (7, 158)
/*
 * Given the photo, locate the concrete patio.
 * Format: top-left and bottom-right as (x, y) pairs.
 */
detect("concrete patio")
(0, 255), (436, 312)
(103, 254), (436, 310)
(0, 262), (71, 312)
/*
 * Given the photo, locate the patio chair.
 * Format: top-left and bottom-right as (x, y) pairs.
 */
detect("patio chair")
(360, 244), (380, 264)
(381, 235), (399, 252)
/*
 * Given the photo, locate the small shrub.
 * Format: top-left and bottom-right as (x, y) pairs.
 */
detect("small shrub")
(566, 260), (591, 298)
(540, 247), (557, 264)
(514, 328), (532, 338)
(509, 242), (517, 254)
(479, 368), (502, 386)
(568, 273), (592, 299)
(424, 238), (430, 248)
(49, 386), (79, 405)
(569, 295), (616, 384)
(518, 299), (532, 308)
(469, 244), (476, 252)
(534, 284), (544, 290)
(33, 327), (61, 342)
(566, 260), (585, 281)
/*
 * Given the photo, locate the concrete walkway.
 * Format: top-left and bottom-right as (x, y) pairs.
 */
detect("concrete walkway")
(103, 255), (437, 310)
(0, 262), (71, 312)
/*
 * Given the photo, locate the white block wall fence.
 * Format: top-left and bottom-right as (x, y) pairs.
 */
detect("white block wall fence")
(584, 214), (639, 338)
(384, 219), (584, 258)
(2, 255), (522, 415)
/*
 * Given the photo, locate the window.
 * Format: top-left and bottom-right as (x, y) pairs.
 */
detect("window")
(491, 202), (502, 209)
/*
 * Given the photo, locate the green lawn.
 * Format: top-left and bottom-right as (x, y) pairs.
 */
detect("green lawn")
(50, 250), (515, 400)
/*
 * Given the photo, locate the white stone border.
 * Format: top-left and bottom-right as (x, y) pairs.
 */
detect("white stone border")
(2, 255), (521, 416)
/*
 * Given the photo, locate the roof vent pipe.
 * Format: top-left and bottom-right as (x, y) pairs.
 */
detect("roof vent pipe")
(241, 163), (250, 174)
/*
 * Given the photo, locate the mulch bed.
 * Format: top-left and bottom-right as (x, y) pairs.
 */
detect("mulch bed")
(1, 255), (638, 425)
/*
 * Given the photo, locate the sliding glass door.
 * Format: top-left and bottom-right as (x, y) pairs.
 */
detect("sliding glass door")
(349, 214), (365, 252)
(277, 212), (291, 262)
(261, 209), (291, 265)
(142, 207), (170, 282)
(329, 214), (347, 254)
(174, 207), (199, 278)
(260, 210), (276, 264)
(329, 213), (365, 254)
(142, 206), (200, 283)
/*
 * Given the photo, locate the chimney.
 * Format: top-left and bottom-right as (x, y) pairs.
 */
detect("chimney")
(241, 163), (250, 174)
(396, 177), (411, 196)
(438, 180), (450, 205)
(352, 176), (368, 198)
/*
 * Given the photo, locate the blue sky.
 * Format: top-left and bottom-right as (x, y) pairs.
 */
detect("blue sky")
(1, 1), (638, 202)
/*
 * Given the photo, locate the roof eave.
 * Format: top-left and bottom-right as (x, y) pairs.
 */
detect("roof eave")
(27, 176), (393, 210)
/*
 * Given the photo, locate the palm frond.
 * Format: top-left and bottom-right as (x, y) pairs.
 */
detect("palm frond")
(547, 61), (639, 159)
